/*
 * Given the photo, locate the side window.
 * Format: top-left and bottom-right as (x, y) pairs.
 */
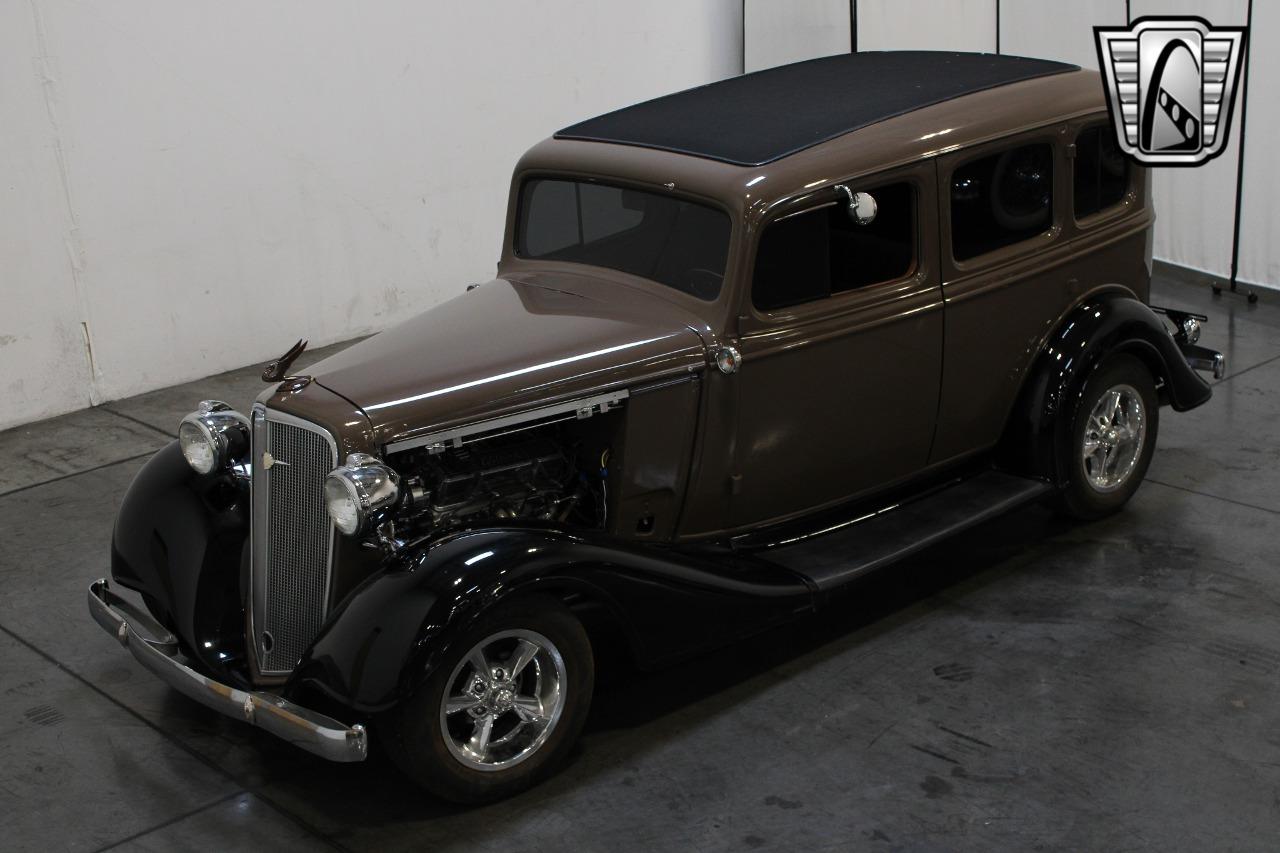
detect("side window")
(950, 143), (1053, 261)
(753, 182), (914, 311)
(1074, 125), (1130, 219)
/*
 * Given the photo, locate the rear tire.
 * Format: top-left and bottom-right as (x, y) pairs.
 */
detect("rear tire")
(1058, 353), (1159, 520)
(385, 595), (593, 804)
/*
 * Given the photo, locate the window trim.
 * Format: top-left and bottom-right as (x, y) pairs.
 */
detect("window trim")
(941, 130), (1064, 275)
(1071, 121), (1137, 230)
(744, 173), (924, 324)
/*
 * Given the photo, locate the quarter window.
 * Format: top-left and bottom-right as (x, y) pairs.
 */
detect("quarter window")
(1074, 125), (1130, 219)
(752, 182), (915, 312)
(951, 143), (1054, 261)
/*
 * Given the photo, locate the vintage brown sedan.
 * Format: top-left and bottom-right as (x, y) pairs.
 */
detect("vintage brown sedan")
(89, 51), (1222, 802)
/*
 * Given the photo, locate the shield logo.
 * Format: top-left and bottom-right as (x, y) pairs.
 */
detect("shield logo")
(1095, 17), (1247, 166)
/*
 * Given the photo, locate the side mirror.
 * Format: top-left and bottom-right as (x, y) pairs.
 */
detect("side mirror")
(835, 185), (877, 225)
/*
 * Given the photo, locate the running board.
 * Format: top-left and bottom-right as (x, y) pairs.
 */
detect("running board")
(758, 471), (1053, 591)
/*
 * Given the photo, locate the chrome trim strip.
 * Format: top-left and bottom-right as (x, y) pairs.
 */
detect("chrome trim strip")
(251, 405), (339, 677)
(384, 389), (629, 455)
(249, 404), (267, 675)
(88, 579), (367, 762)
(630, 373), (698, 396)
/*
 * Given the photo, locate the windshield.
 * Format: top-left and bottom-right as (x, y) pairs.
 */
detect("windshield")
(515, 178), (731, 301)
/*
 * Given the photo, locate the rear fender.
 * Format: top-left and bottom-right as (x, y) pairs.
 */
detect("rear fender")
(288, 528), (813, 714)
(1000, 293), (1211, 483)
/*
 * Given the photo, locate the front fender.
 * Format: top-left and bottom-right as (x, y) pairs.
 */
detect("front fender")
(288, 528), (813, 714)
(1002, 293), (1212, 483)
(110, 441), (250, 681)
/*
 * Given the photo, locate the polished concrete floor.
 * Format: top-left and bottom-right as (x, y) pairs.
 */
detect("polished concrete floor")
(1, 273), (1277, 852)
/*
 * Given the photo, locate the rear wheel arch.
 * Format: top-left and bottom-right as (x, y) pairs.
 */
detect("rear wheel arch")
(997, 291), (1180, 483)
(1109, 337), (1172, 406)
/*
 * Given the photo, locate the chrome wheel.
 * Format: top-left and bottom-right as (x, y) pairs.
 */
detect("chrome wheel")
(439, 629), (567, 772)
(1081, 383), (1147, 493)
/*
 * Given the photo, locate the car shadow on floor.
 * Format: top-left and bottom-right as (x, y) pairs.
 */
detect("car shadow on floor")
(583, 502), (1074, 734)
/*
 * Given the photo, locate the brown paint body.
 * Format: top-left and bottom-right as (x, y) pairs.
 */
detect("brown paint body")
(260, 68), (1151, 550)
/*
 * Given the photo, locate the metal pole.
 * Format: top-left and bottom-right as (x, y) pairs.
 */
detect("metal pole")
(1220, 0), (1257, 303)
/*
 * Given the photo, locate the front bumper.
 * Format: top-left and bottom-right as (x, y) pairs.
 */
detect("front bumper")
(87, 579), (367, 762)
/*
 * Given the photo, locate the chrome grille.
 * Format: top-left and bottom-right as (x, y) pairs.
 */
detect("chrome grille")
(251, 408), (337, 675)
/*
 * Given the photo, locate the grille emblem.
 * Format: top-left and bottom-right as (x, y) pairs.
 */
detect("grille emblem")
(262, 451), (290, 470)
(1095, 17), (1247, 166)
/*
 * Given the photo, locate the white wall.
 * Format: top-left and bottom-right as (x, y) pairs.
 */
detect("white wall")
(745, 0), (1278, 294)
(1, 1), (96, 422)
(0, 1), (743, 431)
(1000, 0), (1127, 69)
(857, 0), (996, 53)
(1237, 0), (1279, 289)
(744, 0), (850, 72)
(1130, 0), (1249, 281)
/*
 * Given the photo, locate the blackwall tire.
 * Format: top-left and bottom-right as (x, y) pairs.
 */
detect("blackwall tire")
(1058, 353), (1159, 521)
(385, 594), (593, 804)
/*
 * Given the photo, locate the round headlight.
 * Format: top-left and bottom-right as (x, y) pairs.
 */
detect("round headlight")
(178, 401), (249, 475)
(324, 475), (363, 536)
(179, 420), (219, 474)
(324, 453), (400, 536)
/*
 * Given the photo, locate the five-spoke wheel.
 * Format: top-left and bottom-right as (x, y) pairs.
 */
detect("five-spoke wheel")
(386, 595), (593, 803)
(1080, 383), (1147, 493)
(441, 629), (567, 771)
(1060, 353), (1159, 519)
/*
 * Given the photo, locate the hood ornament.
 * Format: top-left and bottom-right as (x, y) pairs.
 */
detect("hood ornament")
(261, 339), (309, 384)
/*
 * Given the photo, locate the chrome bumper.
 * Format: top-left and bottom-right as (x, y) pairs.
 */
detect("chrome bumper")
(87, 578), (367, 762)
(1152, 305), (1226, 380)
(1180, 342), (1226, 380)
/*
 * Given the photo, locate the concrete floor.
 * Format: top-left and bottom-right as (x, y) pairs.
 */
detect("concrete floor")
(1, 273), (1277, 852)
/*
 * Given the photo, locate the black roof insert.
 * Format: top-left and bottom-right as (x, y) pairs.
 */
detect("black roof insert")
(556, 51), (1078, 167)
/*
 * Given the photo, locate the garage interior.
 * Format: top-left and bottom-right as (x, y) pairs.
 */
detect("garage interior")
(3, 1), (1278, 851)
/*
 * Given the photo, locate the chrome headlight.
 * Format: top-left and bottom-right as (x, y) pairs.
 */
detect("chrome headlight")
(324, 453), (400, 536)
(178, 401), (249, 475)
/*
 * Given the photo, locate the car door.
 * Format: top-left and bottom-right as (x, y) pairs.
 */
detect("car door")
(727, 161), (943, 531)
(931, 128), (1073, 464)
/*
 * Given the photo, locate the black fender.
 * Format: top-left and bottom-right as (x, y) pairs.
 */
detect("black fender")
(287, 528), (814, 714)
(110, 441), (250, 682)
(1001, 292), (1212, 483)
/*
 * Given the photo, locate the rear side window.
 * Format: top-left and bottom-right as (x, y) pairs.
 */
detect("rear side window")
(950, 143), (1054, 261)
(753, 182), (914, 311)
(1074, 125), (1130, 218)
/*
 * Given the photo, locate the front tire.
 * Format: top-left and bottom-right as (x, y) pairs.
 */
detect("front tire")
(386, 595), (593, 804)
(1058, 353), (1159, 520)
